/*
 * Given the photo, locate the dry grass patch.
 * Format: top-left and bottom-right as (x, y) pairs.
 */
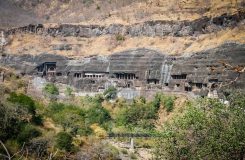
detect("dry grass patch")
(4, 23), (245, 57)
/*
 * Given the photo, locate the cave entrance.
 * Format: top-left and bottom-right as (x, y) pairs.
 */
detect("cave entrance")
(147, 79), (159, 84)
(209, 79), (218, 83)
(37, 62), (56, 76)
(195, 83), (203, 89)
(115, 73), (136, 80)
(171, 74), (187, 80)
(185, 87), (192, 92)
(84, 72), (108, 78)
(74, 73), (82, 78)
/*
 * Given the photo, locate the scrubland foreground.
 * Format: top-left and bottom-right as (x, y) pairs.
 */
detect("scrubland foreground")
(0, 68), (244, 160)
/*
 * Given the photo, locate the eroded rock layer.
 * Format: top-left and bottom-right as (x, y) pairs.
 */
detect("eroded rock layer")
(1, 43), (244, 98)
(3, 11), (245, 37)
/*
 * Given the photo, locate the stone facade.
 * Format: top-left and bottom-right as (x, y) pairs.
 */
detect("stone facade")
(0, 43), (244, 99)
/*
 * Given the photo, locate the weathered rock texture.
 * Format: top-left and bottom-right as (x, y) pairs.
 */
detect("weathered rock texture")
(1, 0), (244, 29)
(3, 11), (245, 37)
(1, 43), (244, 98)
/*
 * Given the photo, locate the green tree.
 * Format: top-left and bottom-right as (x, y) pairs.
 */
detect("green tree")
(8, 92), (36, 115)
(116, 96), (160, 130)
(7, 92), (43, 125)
(154, 93), (245, 160)
(86, 105), (111, 126)
(0, 102), (29, 141)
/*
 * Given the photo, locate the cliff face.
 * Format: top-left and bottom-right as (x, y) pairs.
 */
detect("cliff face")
(1, 43), (244, 98)
(0, 0), (244, 98)
(2, 16), (244, 57)
(1, 0), (244, 57)
(5, 12), (245, 37)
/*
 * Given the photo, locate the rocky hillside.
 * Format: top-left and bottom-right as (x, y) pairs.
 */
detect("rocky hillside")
(0, 0), (244, 57)
(0, 0), (39, 28)
(2, 0), (245, 26)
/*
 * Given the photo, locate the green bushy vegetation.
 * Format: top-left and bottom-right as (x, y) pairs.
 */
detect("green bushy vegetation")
(0, 102), (28, 141)
(8, 92), (36, 115)
(1, 92), (43, 143)
(104, 86), (117, 100)
(17, 124), (41, 144)
(65, 86), (73, 97)
(0, 80), (175, 159)
(86, 104), (111, 126)
(163, 96), (174, 112)
(7, 92), (43, 125)
(55, 132), (73, 151)
(0, 79), (176, 159)
(3, 74), (244, 160)
(0, 91), (45, 159)
(116, 93), (164, 131)
(43, 83), (59, 95)
(47, 103), (88, 134)
(47, 96), (111, 135)
(154, 92), (245, 160)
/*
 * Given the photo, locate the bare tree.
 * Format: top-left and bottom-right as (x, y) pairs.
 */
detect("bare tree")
(48, 149), (59, 160)
(0, 140), (25, 160)
(0, 140), (10, 160)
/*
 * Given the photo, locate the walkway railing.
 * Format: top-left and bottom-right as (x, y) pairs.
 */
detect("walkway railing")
(108, 132), (163, 138)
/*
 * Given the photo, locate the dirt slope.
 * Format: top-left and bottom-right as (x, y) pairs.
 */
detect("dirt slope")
(1, 0), (244, 27)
